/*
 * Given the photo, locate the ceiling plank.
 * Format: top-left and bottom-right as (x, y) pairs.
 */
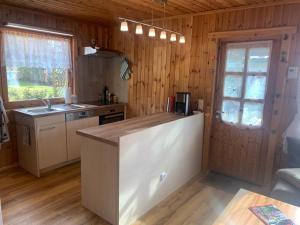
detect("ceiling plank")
(2, 0), (299, 24)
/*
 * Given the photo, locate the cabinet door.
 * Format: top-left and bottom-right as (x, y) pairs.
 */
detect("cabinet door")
(37, 122), (67, 169)
(67, 116), (99, 160)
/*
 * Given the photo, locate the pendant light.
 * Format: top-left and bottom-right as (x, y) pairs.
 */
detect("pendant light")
(160, 30), (167, 39)
(149, 27), (156, 37)
(170, 33), (176, 42)
(120, 20), (128, 32)
(135, 24), (143, 34)
(160, 3), (167, 40)
(179, 35), (186, 44)
(149, 8), (156, 37)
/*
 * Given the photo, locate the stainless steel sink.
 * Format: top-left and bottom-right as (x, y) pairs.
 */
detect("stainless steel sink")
(27, 108), (59, 114)
(26, 104), (87, 114)
(54, 104), (87, 111)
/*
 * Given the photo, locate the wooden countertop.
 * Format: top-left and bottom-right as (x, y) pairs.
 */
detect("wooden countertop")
(213, 189), (300, 225)
(77, 112), (192, 146)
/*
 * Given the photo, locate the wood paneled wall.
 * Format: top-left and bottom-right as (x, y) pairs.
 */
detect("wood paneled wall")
(0, 4), (109, 169)
(109, 3), (300, 173)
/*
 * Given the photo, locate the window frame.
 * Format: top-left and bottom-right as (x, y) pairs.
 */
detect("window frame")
(0, 27), (75, 109)
(220, 41), (273, 128)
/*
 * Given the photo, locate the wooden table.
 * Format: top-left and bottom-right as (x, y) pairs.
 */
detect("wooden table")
(213, 189), (300, 224)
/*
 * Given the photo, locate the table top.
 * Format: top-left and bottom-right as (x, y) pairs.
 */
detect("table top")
(213, 189), (300, 225)
(77, 112), (191, 146)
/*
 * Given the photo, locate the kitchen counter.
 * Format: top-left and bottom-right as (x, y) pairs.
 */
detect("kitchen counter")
(13, 103), (126, 118)
(77, 112), (185, 146)
(79, 112), (204, 225)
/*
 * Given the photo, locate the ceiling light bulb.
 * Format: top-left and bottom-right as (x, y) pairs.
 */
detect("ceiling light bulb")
(160, 30), (167, 39)
(179, 36), (185, 44)
(120, 21), (128, 32)
(170, 33), (177, 42)
(135, 24), (143, 35)
(148, 27), (156, 37)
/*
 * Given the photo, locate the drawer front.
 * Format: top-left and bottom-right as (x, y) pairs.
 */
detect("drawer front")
(98, 105), (124, 116)
(35, 114), (65, 126)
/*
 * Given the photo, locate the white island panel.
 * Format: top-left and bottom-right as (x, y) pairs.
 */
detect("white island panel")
(119, 113), (203, 225)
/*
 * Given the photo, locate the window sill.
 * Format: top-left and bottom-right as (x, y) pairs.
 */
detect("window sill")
(4, 98), (65, 110)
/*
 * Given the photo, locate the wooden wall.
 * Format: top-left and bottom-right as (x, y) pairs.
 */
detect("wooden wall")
(109, 3), (300, 173)
(0, 4), (109, 169)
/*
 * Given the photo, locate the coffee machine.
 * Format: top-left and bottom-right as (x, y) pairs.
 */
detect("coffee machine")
(175, 92), (191, 116)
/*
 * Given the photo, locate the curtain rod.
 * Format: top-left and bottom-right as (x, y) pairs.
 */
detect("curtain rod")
(2, 22), (74, 37)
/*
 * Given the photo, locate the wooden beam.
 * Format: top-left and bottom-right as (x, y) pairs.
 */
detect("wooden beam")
(209, 27), (298, 39)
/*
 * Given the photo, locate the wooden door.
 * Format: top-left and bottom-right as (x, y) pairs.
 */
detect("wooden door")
(210, 40), (280, 185)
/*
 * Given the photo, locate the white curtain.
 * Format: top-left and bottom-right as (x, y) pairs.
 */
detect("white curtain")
(282, 73), (300, 153)
(1, 29), (71, 70)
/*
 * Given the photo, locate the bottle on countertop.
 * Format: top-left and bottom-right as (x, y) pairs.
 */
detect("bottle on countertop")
(103, 86), (109, 105)
(108, 93), (111, 105)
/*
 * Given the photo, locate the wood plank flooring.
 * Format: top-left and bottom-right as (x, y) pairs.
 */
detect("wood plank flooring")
(0, 163), (264, 225)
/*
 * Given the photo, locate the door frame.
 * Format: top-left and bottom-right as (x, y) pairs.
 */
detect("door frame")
(202, 26), (297, 186)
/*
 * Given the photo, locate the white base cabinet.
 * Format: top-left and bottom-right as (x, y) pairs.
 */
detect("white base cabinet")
(37, 122), (67, 169)
(15, 113), (99, 177)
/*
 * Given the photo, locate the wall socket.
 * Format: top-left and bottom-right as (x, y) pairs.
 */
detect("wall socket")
(160, 172), (168, 182)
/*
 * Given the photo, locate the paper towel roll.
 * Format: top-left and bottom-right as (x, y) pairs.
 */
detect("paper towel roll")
(64, 87), (72, 104)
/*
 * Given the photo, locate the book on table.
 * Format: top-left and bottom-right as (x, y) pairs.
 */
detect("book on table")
(249, 205), (296, 225)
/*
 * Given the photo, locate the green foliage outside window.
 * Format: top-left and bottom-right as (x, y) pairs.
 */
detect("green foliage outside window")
(7, 67), (68, 101)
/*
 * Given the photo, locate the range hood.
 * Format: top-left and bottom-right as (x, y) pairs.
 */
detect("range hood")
(82, 47), (123, 58)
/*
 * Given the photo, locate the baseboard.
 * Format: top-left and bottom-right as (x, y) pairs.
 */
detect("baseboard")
(0, 163), (18, 172)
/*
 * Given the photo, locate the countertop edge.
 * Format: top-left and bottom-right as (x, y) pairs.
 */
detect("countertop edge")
(77, 113), (203, 146)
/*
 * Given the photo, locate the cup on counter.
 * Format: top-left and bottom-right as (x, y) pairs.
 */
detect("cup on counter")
(71, 95), (78, 104)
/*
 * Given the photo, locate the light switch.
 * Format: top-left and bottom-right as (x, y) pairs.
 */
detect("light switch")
(288, 67), (299, 79)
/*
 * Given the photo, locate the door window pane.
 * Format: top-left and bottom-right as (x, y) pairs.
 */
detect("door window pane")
(242, 102), (264, 126)
(247, 47), (270, 73)
(224, 75), (243, 98)
(244, 75), (267, 100)
(222, 100), (240, 124)
(225, 48), (246, 72)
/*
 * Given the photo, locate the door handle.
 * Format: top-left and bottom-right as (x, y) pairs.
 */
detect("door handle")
(40, 126), (56, 132)
(215, 111), (223, 119)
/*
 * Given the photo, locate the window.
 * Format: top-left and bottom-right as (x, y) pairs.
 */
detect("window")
(0, 29), (72, 102)
(221, 41), (272, 127)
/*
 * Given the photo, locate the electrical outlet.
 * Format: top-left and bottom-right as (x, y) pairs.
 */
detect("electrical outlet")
(160, 172), (168, 182)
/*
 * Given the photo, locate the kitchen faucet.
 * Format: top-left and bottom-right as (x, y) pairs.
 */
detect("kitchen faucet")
(39, 98), (52, 110)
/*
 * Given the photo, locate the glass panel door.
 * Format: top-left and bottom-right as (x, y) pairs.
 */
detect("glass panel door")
(220, 41), (272, 127)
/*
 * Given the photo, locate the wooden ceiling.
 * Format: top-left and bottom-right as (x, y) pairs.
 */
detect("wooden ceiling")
(1, 0), (296, 24)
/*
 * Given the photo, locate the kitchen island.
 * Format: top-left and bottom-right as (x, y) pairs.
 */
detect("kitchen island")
(77, 112), (204, 225)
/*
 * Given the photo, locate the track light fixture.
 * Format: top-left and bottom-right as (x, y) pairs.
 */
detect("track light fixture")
(119, 17), (185, 44)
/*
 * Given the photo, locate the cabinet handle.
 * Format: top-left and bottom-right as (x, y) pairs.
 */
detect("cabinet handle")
(39, 126), (56, 132)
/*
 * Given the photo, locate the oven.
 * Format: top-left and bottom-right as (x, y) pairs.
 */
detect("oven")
(99, 112), (124, 125)
(98, 105), (125, 125)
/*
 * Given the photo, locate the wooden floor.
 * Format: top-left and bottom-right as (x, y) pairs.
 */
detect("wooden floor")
(0, 163), (264, 225)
